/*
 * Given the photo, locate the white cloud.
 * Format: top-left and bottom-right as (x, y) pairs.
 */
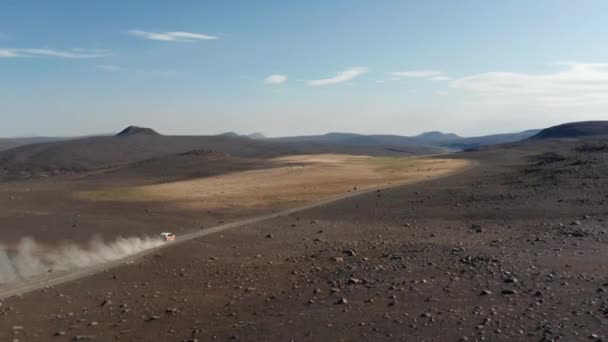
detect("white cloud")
(451, 62), (608, 107)
(0, 48), (109, 59)
(128, 30), (219, 42)
(390, 70), (450, 81)
(0, 50), (18, 58)
(308, 67), (368, 86)
(391, 70), (443, 78)
(265, 74), (287, 85)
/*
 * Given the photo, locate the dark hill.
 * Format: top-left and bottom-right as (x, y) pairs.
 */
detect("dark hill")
(218, 132), (240, 137)
(247, 132), (266, 140)
(273, 132), (423, 146)
(0, 137), (69, 151)
(116, 126), (160, 137)
(415, 131), (461, 142)
(0, 130), (442, 179)
(272, 130), (538, 151)
(531, 121), (608, 139)
(441, 129), (541, 150)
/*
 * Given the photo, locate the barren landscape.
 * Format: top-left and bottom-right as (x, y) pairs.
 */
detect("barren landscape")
(0, 151), (468, 298)
(1, 122), (608, 341)
(3, 2), (608, 340)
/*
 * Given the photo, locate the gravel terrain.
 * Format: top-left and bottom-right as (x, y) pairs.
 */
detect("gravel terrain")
(1, 139), (608, 341)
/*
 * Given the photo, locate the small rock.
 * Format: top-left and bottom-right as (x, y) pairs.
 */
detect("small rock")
(348, 278), (362, 284)
(343, 249), (356, 257)
(336, 297), (348, 305)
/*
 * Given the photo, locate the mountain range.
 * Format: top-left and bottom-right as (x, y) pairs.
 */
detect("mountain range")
(1, 121), (607, 179)
(266, 129), (542, 150)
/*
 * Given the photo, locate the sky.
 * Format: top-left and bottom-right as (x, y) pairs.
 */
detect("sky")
(2, 0), (608, 138)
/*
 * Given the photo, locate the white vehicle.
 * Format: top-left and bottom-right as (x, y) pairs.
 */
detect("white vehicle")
(160, 232), (176, 242)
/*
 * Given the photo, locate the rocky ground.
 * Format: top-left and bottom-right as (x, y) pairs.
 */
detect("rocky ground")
(1, 139), (608, 341)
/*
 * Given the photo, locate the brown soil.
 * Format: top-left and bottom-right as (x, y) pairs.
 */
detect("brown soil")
(1, 140), (608, 341)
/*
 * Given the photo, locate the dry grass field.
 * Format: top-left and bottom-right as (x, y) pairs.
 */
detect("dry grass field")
(79, 154), (471, 209)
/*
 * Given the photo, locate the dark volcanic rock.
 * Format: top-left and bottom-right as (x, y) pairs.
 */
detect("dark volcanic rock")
(115, 126), (161, 137)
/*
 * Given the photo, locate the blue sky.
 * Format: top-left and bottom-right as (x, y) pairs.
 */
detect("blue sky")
(2, 1), (608, 137)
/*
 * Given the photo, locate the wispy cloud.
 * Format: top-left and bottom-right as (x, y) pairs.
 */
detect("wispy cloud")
(95, 65), (188, 78)
(128, 30), (219, 42)
(308, 67), (368, 86)
(430, 75), (450, 81)
(0, 48), (109, 59)
(0, 50), (18, 58)
(265, 74), (287, 85)
(451, 62), (608, 107)
(390, 70), (450, 81)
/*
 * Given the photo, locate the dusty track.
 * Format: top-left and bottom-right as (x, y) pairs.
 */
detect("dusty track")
(0, 159), (475, 300)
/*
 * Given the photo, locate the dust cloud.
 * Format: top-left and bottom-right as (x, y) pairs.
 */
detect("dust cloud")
(0, 235), (164, 284)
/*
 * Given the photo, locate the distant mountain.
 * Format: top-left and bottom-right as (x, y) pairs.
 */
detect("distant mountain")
(0, 126), (441, 179)
(0, 137), (70, 151)
(272, 129), (538, 151)
(531, 121), (608, 139)
(415, 131), (461, 142)
(247, 132), (266, 139)
(116, 126), (160, 137)
(218, 132), (266, 139)
(218, 132), (240, 137)
(0, 124), (547, 179)
(440, 129), (541, 150)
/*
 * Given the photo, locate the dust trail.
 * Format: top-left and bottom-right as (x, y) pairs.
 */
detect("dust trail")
(0, 235), (164, 285)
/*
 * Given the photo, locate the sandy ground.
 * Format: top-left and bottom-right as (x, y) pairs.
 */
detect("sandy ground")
(78, 155), (470, 209)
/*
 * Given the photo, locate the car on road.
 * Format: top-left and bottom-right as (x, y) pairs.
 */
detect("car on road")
(160, 232), (176, 242)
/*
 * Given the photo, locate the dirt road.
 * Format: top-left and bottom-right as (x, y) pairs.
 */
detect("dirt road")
(0, 158), (475, 300)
